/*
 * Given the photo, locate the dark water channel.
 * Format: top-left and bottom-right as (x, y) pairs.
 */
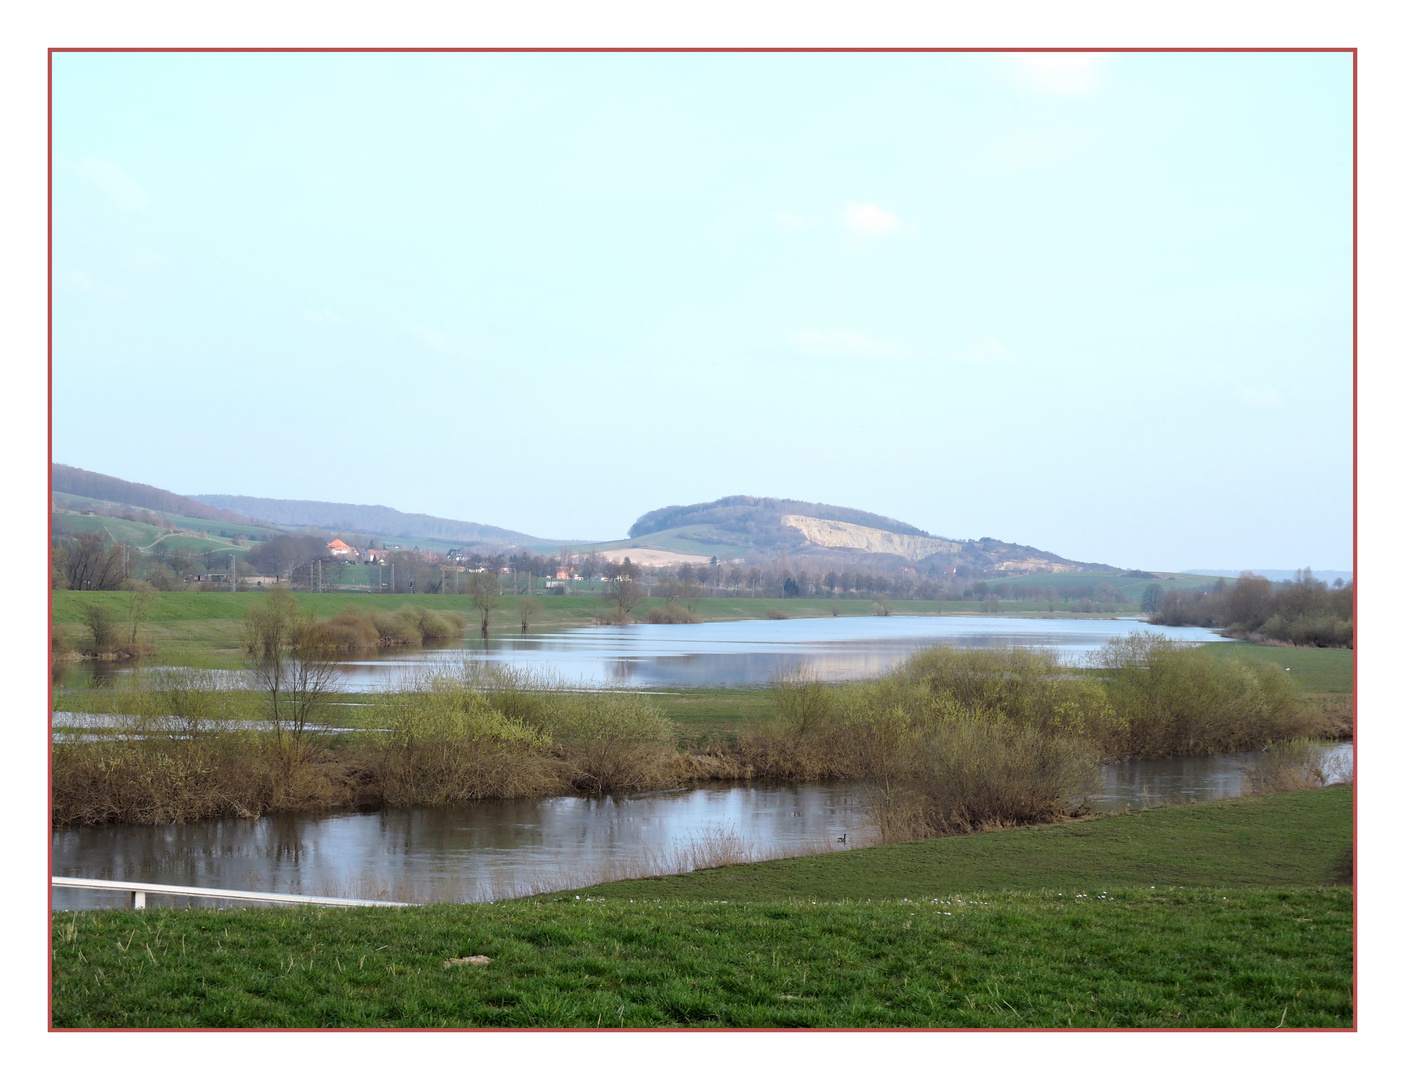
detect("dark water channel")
(52, 743), (1351, 910)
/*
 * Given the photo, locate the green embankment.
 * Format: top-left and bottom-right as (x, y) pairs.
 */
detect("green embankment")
(562, 787), (1353, 901)
(50, 790), (1354, 1028)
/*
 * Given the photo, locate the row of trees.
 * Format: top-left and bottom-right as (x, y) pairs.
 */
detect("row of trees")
(1150, 570), (1353, 647)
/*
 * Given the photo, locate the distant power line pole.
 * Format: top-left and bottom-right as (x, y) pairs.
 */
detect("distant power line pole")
(230, 553), (236, 593)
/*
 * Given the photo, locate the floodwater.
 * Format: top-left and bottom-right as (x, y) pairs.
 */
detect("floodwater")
(51, 743), (1352, 910)
(328, 615), (1226, 689)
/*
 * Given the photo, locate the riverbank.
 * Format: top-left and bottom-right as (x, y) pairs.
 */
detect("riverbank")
(52, 637), (1348, 828)
(50, 787), (1353, 1028)
(55, 637), (1339, 829)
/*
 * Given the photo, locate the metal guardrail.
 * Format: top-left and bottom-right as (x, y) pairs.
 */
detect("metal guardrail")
(52, 876), (412, 909)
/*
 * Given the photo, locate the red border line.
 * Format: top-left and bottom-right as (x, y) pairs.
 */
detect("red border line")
(46, 46), (55, 1018)
(1349, 44), (1359, 1033)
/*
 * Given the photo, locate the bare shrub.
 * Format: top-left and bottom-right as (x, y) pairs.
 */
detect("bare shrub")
(1245, 738), (1333, 794)
(869, 714), (1098, 840)
(242, 588), (344, 764)
(764, 607), (789, 620)
(516, 597), (541, 632)
(51, 723), (348, 827)
(645, 602), (702, 624)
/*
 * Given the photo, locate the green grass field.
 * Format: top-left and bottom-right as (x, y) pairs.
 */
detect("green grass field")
(1203, 642), (1354, 695)
(49, 789), (1354, 1028)
(53, 511), (251, 557)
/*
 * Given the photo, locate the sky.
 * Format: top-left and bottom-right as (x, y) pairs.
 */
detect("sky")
(50, 49), (1353, 570)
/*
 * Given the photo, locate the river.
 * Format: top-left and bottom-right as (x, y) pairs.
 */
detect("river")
(51, 743), (1352, 910)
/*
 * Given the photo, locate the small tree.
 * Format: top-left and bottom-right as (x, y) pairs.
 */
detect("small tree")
(606, 562), (644, 621)
(1140, 584), (1165, 614)
(516, 596), (542, 633)
(241, 588), (342, 763)
(81, 602), (121, 653)
(468, 571), (502, 635)
(122, 579), (160, 645)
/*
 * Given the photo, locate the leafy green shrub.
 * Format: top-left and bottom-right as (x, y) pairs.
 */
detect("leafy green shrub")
(1094, 633), (1310, 756)
(81, 602), (121, 653)
(370, 608), (424, 645)
(541, 691), (679, 794)
(374, 672), (554, 804)
(890, 645), (1118, 744)
(319, 612), (380, 651)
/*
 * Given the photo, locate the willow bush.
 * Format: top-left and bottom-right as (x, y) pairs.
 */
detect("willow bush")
(868, 713), (1100, 841)
(372, 671), (556, 805)
(377, 662), (681, 798)
(1092, 634), (1310, 756)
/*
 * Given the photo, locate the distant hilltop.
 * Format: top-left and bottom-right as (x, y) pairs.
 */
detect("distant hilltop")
(616, 495), (1114, 574)
(192, 494), (563, 549)
(52, 466), (1117, 575)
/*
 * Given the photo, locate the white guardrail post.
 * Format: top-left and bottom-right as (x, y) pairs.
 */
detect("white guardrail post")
(52, 877), (412, 908)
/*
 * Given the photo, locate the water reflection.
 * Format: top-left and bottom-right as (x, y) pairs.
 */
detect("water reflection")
(52, 784), (874, 909)
(332, 615), (1225, 689)
(52, 742), (1351, 910)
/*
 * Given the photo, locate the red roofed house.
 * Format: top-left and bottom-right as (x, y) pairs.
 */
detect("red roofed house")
(327, 539), (358, 560)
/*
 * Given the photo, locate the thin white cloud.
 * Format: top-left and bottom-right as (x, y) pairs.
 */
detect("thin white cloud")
(77, 157), (148, 210)
(789, 329), (904, 360)
(841, 202), (900, 237)
(1004, 53), (1107, 96)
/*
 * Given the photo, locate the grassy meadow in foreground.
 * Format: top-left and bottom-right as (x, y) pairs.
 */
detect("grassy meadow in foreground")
(50, 788), (1353, 1029)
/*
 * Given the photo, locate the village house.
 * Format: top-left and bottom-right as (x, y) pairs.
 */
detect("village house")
(326, 539), (358, 560)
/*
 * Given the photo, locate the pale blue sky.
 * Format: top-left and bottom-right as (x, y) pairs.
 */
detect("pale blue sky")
(51, 50), (1352, 569)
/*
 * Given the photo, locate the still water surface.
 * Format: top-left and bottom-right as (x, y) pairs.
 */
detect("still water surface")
(52, 744), (1351, 910)
(331, 615), (1226, 689)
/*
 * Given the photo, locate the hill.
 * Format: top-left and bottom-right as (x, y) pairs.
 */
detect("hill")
(51, 467), (278, 559)
(191, 494), (561, 549)
(620, 495), (1114, 574)
(52, 465), (259, 526)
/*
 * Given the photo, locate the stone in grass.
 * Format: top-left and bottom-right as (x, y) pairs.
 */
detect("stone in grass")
(445, 955), (493, 967)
